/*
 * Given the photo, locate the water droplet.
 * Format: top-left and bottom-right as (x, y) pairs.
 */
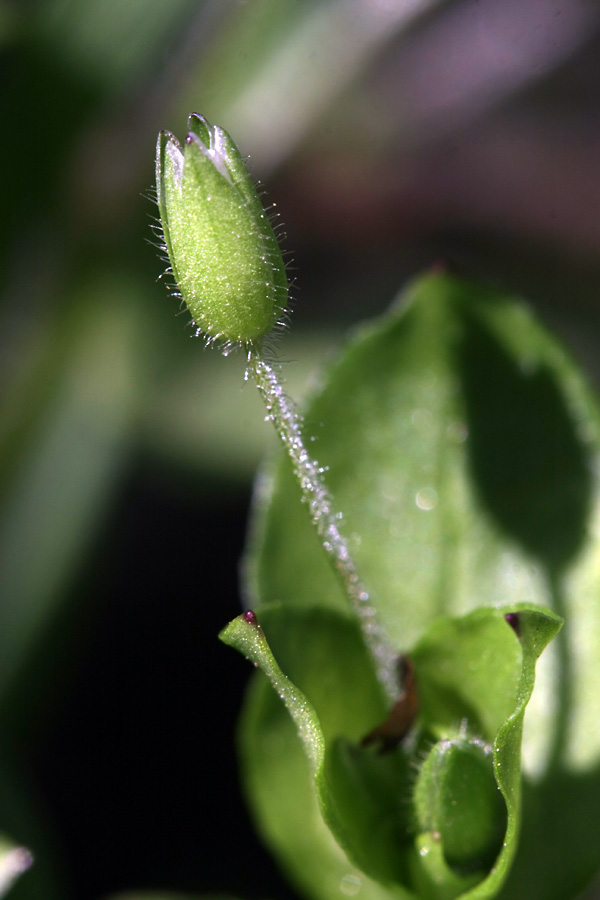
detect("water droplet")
(340, 874), (361, 896)
(416, 487), (438, 511)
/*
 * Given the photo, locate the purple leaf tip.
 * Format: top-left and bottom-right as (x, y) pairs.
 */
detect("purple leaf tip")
(505, 612), (521, 637)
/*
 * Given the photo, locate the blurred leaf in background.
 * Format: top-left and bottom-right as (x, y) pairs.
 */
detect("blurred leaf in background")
(2, 0), (600, 898)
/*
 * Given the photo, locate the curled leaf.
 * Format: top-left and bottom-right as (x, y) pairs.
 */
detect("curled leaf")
(223, 604), (560, 899)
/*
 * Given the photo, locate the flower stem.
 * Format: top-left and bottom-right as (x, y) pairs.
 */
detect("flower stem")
(247, 350), (398, 700)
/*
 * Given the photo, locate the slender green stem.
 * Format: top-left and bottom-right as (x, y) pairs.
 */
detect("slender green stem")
(247, 350), (398, 700)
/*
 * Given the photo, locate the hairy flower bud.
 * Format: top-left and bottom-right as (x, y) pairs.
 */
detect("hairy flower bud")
(156, 114), (288, 347)
(411, 736), (506, 896)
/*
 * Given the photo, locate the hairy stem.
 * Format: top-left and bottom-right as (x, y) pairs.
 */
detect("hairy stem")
(247, 350), (398, 700)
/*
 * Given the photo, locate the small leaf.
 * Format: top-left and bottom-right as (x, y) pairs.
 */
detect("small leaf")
(236, 607), (405, 900)
(220, 611), (324, 774)
(413, 738), (504, 873)
(221, 609), (400, 884)
(410, 606), (561, 900)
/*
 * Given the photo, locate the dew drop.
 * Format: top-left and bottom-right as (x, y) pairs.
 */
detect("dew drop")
(340, 874), (361, 896)
(416, 487), (438, 511)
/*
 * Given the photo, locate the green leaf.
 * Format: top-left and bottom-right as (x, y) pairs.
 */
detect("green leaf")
(239, 273), (600, 899)
(409, 606), (561, 900)
(222, 607), (397, 889)
(238, 607), (402, 900)
(228, 602), (559, 900)
(220, 612), (324, 775)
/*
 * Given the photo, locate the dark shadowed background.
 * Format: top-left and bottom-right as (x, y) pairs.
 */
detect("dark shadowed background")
(2, 1), (600, 898)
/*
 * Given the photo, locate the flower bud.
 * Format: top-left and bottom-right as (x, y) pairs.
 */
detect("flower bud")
(156, 113), (288, 347)
(413, 737), (506, 877)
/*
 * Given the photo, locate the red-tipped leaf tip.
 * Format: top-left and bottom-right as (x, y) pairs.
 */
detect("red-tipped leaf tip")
(242, 609), (258, 625)
(504, 612), (521, 637)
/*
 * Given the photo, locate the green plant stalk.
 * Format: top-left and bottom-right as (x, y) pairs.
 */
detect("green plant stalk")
(156, 113), (397, 698)
(247, 349), (398, 700)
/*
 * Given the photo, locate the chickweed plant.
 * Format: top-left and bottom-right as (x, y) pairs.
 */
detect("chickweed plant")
(155, 114), (600, 900)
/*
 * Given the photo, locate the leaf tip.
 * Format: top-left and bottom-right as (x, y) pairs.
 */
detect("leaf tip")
(504, 612), (521, 637)
(242, 609), (258, 626)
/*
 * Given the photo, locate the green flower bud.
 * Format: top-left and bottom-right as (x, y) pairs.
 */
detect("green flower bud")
(156, 113), (288, 348)
(413, 737), (506, 879)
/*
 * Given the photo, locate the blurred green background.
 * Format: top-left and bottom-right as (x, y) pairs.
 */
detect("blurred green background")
(2, 0), (600, 898)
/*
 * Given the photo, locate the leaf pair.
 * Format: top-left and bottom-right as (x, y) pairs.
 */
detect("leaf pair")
(222, 603), (560, 900)
(224, 273), (600, 900)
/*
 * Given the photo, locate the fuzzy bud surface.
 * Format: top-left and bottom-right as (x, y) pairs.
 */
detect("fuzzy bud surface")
(156, 114), (288, 347)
